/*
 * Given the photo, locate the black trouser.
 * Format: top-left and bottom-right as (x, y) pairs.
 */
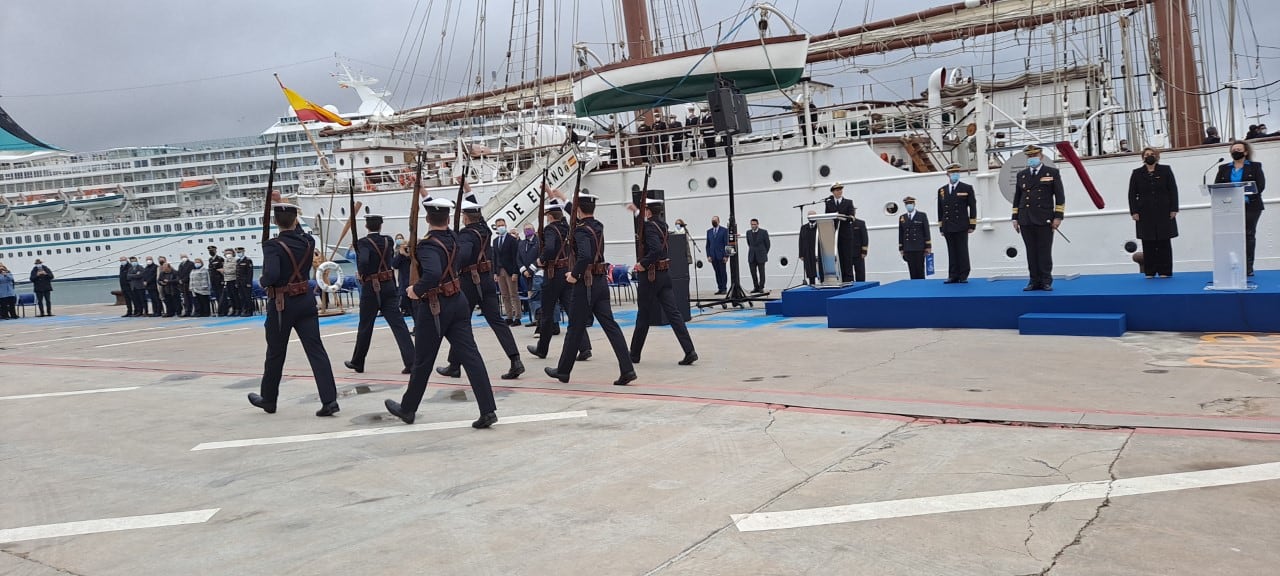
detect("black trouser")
(120, 284), (134, 315)
(448, 279), (519, 366)
(239, 280), (254, 315)
(556, 275), (633, 377)
(1020, 224), (1055, 287)
(259, 294), (337, 405)
(195, 294), (210, 316)
(1245, 209), (1262, 274)
(34, 291), (52, 315)
(147, 286), (162, 315)
(749, 259), (766, 291)
(630, 270), (694, 360)
(853, 255), (866, 282)
(943, 231), (971, 280)
(837, 232), (855, 282)
(1142, 237), (1173, 276)
(533, 271), (590, 356)
(398, 285), (412, 316)
(350, 281), (416, 370)
(130, 288), (148, 315)
(163, 290), (181, 317)
(220, 282), (240, 316)
(903, 251), (926, 279)
(182, 290), (194, 316)
(0, 296), (16, 319)
(802, 256), (817, 284)
(401, 293), (496, 416)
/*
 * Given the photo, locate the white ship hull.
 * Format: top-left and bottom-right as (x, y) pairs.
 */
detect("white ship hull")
(300, 139), (1278, 286)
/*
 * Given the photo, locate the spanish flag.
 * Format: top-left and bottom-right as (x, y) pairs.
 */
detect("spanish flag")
(275, 74), (351, 126)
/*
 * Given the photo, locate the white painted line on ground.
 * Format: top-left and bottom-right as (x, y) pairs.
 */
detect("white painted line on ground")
(0, 509), (220, 544)
(96, 327), (251, 348)
(0, 387), (140, 401)
(11, 327), (180, 346)
(291, 325), (402, 343)
(731, 461), (1280, 532)
(191, 410), (589, 451)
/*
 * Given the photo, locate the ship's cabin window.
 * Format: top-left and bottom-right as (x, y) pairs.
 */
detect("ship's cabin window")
(184, 223), (192, 231)
(92, 230), (100, 238)
(75, 247), (81, 253)
(24, 235), (32, 243)
(95, 246), (101, 251)
(164, 224), (172, 232)
(43, 234), (51, 242)
(196, 222), (204, 230)
(73, 231), (81, 240)
(217, 220), (225, 228)
(105, 245), (111, 250)
(237, 218), (246, 227)
(2, 237), (9, 245)
(27, 251), (33, 256)
(112, 228), (120, 236)
(205, 221), (213, 229)
(364, 156), (370, 165)
(133, 226), (141, 235)
(144, 226), (152, 234)
(55, 248), (61, 254)
(384, 155), (394, 164)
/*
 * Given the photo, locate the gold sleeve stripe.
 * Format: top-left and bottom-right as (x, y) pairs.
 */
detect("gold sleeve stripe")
(1054, 204), (1065, 211)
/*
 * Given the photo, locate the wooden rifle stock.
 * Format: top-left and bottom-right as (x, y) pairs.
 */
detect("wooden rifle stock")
(634, 163), (651, 260)
(261, 137), (280, 243)
(567, 147), (584, 257)
(536, 167), (548, 247)
(408, 151), (424, 284)
(453, 155), (471, 231)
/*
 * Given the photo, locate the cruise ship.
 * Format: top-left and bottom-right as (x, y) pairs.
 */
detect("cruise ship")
(0, 64), (397, 281)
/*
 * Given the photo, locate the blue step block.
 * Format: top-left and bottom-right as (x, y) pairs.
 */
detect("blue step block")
(1018, 313), (1127, 337)
(764, 300), (784, 316)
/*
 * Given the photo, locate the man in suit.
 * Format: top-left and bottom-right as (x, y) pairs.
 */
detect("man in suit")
(705, 216), (729, 294)
(824, 183), (857, 282)
(117, 257), (135, 317)
(937, 163), (978, 283)
(898, 196), (931, 279)
(491, 217), (521, 325)
(177, 253), (195, 316)
(745, 218), (771, 293)
(1012, 144), (1066, 291)
(798, 211), (819, 285)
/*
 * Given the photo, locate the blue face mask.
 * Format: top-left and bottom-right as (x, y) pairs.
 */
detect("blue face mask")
(905, 203), (916, 213)
(949, 174), (960, 184)
(1027, 157), (1042, 169)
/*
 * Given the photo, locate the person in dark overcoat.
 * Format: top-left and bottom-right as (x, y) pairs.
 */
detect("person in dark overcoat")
(1128, 147), (1179, 278)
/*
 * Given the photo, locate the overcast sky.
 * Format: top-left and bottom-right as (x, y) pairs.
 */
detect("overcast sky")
(2, 0), (1277, 152)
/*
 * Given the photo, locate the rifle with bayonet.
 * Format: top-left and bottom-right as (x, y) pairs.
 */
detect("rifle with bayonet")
(634, 163), (652, 261)
(408, 151), (424, 284)
(261, 137), (280, 243)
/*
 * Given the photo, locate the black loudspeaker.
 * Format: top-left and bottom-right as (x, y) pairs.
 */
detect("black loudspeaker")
(707, 82), (752, 136)
(664, 235), (693, 324)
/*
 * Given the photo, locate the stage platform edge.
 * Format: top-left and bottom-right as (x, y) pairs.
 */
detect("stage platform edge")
(770, 282), (880, 317)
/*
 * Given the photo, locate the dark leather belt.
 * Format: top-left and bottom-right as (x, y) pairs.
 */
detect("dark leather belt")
(549, 258), (571, 271)
(420, 278), (461, 316)
(462, 262), (492, 284)
(367, 270), (395, 282)
(589, 263), (609, 275)
(267, 281), (311, 312)
(655, 259), (670, 271)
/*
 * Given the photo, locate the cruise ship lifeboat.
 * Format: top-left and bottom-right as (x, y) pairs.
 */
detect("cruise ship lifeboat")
(69, 189), (127, 211)
(179, 179), (219, 194)
(10, 194), (66, 216)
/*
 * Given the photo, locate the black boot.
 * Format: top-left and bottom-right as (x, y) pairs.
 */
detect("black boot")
(247, 393), (276, 414)
(384, 399), (414, 424)
(501, 357), (525, 380)
(435, 364), (461, 378)
(472, 412), (498, 429)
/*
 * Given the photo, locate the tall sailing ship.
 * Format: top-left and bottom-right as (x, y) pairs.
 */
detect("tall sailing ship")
(298, 0), (1277, 286)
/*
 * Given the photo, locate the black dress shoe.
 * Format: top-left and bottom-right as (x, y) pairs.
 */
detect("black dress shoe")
(544, 366), (569, 383)
(943, 279), (957, 284)
(613, 371), (637, 386)
(343, 360), (364, 373)
(384, 399), (415, 424)
(501, 357), (525, 380)
(959, 279), (969, 283)
(630, 353), (641, 364)
(315, 401), (340, 417)
(526, 344), (546, 359)
(472, 412), (498, 429)
(524, 321), (538, 327)
(678, 352), (699, 366)
(1041, 284), (1054, 292)
(576, 350), (592, 361)
(401, 367), (412, 375)
(247, 393), (276, 414)
(1023, 284), (1039, 291)
(436, 364), (461, 378)
(714, 290), (726, 295)
(551, 327), (561, 336)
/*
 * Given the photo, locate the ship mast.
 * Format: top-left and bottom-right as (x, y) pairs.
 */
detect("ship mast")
(621, 0), (656, 125)
(1152, 0), (1204, 148)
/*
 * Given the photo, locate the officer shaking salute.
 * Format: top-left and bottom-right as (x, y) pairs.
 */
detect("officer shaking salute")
(544, 193), (637, 386)
(897, 196), (932, 279)
(527, 197), (591, 359)
(629, 198), (697, 366)
(1012, 144), (1065, 291)
(385, 197), (498, 429)
(436, 193), (526, 380)
(937, 163), (977, 283)
(248, 204), (340, 417)
(345, 214), (416, 375)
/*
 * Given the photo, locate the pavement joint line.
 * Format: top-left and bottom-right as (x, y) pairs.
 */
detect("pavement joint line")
(729, 460), (1280, 532)
(0, 509), (220, 544)
(0, 386), (140, 401)
(9, 326), (196, 347)
(190, 410), (589, 451)
(95, 327), (253, 348)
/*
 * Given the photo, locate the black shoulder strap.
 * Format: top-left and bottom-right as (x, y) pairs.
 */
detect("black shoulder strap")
(274, 239), (305, 284)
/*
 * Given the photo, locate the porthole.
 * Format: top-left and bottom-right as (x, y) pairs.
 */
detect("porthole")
(1123, 241), (1138, 253)
(687, 178), (698, 191)
(884, 202), (899, 215)
(365, 205), (370, 214)
(340, 207), (346, 215)
(364, 157), (371, 165)
(631, 184), (641, 193)
(707, 177), (718, 189)
(771, 170), (783, 182)
(819, 165), (831, 177)
(338, 158), (345, 166)
(1005, 246), (1018, 259)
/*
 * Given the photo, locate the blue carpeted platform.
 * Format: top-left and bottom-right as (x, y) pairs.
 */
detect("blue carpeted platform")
(827, 271), (1280, 333)
(1019, 313), (1127, 337)
(771, 282), (880, 317)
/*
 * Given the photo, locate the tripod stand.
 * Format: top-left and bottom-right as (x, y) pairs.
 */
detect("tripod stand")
(696, 137), (776, 310)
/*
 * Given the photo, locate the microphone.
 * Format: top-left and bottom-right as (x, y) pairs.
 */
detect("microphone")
(1203, 157), (1225, 185)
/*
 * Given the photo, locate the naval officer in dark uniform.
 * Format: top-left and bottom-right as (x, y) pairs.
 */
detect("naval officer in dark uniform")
(897, 196), (931, 279)
(628, 198), (697, 366)
(436, 194), (525, 380)
(825, 182), (857, 282)
(344, 214), (416, 374)
(527, 198), (591, 360)
(1012, 144), (1066, 291)
(544, 193), (637, 386)
(937, 163), (977, 283)
(385, 197), (498, 428)
(248, 203), (340, 417)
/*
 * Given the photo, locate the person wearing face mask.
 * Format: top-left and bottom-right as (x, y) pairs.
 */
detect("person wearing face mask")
(235, 247), (254, 317)
(1128, 148), (1179, 278)
(825, 183), (857, 282)
(189, 258), (211, 317)
(29, 259), (55, 316)
(798, 211), (820, 285)
(705, 216), (729, 294)
(745, 218), (771, 294)
(157, 261), (180, 317)
(491, 218), (521, 325)
(1214, 140), (1266, 276)
(937, 163), (978, 283)
(391, 233), (413, 317)
(117, 256), (135, 317)
(1012, 144), (1066, 291)
(126, 258), (148, 316)
(219, 250), (239, 316)
(897, 196), (931, 279)
(0, 264), (16, 319)
(206, 245), (224, 306)
(517, 223), (545, 326)
(177, 253), (195, 317)
(141, 256), (162, 316)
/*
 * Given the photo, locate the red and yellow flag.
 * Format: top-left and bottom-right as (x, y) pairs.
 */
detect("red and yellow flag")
(275, 75), (351, 126)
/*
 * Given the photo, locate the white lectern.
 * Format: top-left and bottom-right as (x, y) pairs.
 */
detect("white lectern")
(809, 213), (845, 287)
(1202, 181), (1256, 291)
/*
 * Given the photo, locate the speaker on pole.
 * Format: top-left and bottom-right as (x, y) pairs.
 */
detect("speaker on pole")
(707, 80), (752, 136)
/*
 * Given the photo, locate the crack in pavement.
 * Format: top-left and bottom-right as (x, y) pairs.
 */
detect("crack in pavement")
(1020, 443), (1137, 560)
(643, 420), (919, 575)
(763, 408), (808, 477)
(812, 333), (945, 391)
(1034, 430), (1136, 575)
(1, 549), (86, 575)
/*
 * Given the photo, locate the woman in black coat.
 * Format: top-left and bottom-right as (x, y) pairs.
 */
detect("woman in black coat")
(1129, 147), (1179, 277)
(1213, 140), (1266, 276)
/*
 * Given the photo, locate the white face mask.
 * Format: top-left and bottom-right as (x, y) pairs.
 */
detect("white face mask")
(146, 260), (154, 265)
(181, 257), (188, 262)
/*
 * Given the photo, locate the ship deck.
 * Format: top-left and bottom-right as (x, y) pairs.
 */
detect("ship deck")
(3, 297), (1279, 574)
